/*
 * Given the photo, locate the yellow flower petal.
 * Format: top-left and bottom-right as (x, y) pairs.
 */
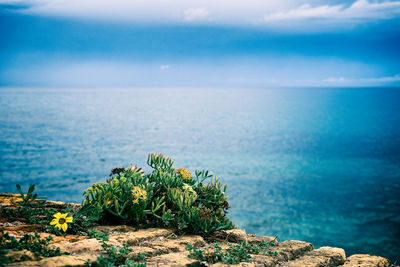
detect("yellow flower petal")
(53, 212), (61, 219)
(55, 224), (62, 230)
(61, 213), (69, 218)
(65, 217), (73, 223)
(61, 223), (68, 232)
(50, 219), (58, 225)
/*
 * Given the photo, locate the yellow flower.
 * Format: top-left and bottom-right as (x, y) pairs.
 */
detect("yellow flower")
(174, 168), (191, 180)
(50, 212), (73, 232)
(131, 186), (147, 205)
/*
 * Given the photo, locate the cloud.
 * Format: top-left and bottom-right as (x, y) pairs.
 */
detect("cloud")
(0, 0), (292, 24)
(262, 0), (400, 23)
(2, 54), (389, 87)
(322, 77), (347, 83)
(4, 0), (399, 29)
(264, 3), (344, 21)
(322, 74), (400, 84)
(184, 7), (209, 22)
(160, 64), (170, 70)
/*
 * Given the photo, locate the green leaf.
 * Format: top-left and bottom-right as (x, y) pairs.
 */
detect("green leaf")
(16, 184), (25, 200)
(28, 184), (35, 195)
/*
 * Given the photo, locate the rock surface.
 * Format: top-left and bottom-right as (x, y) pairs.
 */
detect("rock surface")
(0, 193), (393, 267)
(343, 254), (391, 267)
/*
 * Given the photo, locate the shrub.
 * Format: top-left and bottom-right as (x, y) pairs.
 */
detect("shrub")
(82, 153), (234, 234)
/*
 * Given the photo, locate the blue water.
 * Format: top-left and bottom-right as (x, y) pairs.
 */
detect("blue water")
(0, 87), (399, 262)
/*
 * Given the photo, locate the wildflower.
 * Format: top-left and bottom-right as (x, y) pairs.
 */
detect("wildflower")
(174, 168), (191, 180)
(50, 212), (73, 232)
(131, 186), (147, 205)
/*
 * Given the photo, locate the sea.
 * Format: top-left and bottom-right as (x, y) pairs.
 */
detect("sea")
(0, 87), (399, 262)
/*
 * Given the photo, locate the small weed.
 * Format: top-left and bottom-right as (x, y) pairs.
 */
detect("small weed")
(86, 231), (146, 267)
(87, 242), (147, 267)
(1, 205), (56, 225)
(0, 231), (69, 266)
(14, 184), (44, 207)
(186, 240), (277, 264)
(87, 230), (109, 241)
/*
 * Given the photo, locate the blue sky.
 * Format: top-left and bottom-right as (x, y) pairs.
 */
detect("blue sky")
(0, 0), (400, 87)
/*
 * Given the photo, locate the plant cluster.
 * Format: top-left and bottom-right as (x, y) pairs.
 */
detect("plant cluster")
(0, 184), (55, 226)
(90, 243), (147, 267)
(82, 153), (234, 234)
(87, 230), (109, 242)
(0, 232), (69, 266)
(186, 240), (278, 264)
(87, 230), (146, 267)
(0, 205), (56, 226)
(1, 185), (99, 236)
(44, 205), (103, 236)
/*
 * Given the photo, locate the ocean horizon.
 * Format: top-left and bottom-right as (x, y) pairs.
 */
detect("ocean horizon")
(0, 86), (399, 262)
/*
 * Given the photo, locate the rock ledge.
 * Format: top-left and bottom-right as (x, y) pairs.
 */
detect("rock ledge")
(0, 193), (392, 267)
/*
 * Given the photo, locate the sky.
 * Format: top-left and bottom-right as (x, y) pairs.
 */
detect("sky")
(0, 0), (400, 87)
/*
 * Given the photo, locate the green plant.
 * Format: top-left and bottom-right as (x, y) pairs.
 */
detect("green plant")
(14, 184), (44, 207)
(186, 240), (277, 265)
(0, 231), (69, 265)
(87, 230), (109, 241)
(2, 184), (102, 237)
(87, 231), (146, 267)
(1, 205), (54, 224)
(62, 205), (102, 235)
(95, 242), (134, 266)
(82, 153), (234, 235)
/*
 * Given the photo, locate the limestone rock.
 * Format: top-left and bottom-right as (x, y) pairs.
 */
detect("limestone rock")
(275, 240), (315, 261)
(0, 193), (23, 206)
(247, 235), (277, 245)
(92, 225), (137, 233)
(4, 250), (38, 262)
(7, 253), (99, 267)
(342, 254), (391, 267)
(282, 246), (346, 267)
(107, 228), (174, 247)
(127, 246), (158, 256)
(225, 229), (248, 241)
(0, 193), (79, 209)
(49, 237), (102, 254)
(0, 194), (393, 267)
(0, 224), (45, 235)
(41, 233), (89, 244)
(212, 263), (257, 267)
(141, 235), (205, 253)
(251, 240), (314, 266)
(0, 221), (26, 227)
(146, 251), (200, 267)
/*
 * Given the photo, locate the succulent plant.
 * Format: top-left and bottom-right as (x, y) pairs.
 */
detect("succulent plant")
(82, 153), (234, 234)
